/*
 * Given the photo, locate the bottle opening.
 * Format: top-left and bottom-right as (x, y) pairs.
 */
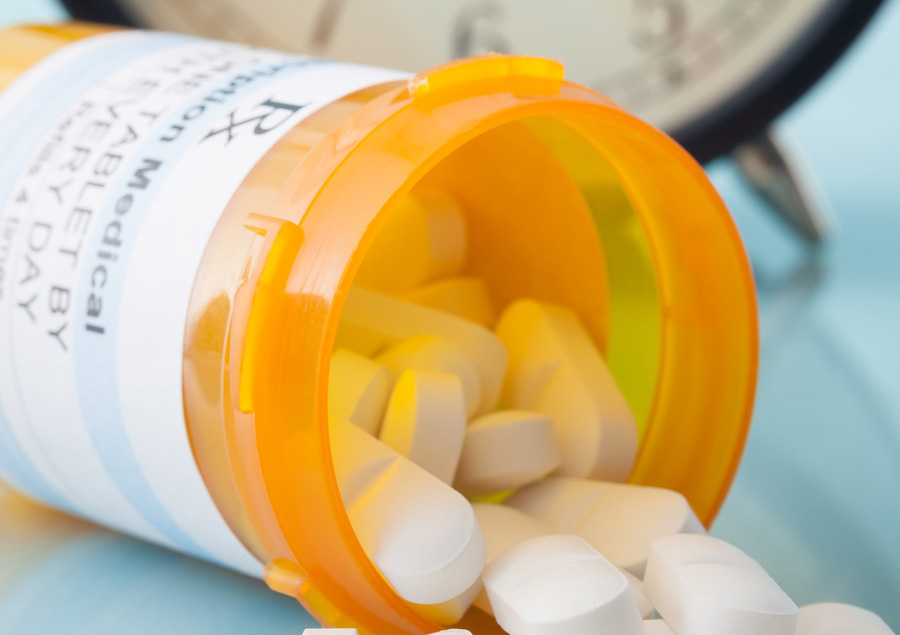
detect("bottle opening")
(345, 114), (664, 433)
(323, 111), (664, 632)
(185, 66), (756, 635)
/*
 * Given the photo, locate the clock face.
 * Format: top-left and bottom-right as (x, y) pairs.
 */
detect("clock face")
(63, 0), (884, 161)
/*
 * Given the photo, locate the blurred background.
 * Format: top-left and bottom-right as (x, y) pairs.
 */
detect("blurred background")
(1, 0), (899, 632)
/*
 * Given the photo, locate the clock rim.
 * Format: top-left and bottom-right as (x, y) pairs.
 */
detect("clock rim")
(670, 0), (886, 163)
(60, 0), (886, 164)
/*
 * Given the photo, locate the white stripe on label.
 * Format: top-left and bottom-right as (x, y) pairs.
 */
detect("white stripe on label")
(0, 31), (163, 512)
(0, 31), (194, 542)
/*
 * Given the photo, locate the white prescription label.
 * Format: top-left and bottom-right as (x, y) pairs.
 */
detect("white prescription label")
(0, 29), (408, 576)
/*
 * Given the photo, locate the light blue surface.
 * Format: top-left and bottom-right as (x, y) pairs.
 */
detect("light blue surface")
(708, 0), (900, 627)
(0, 498), (315, 634)
(1, 0), (899, 632)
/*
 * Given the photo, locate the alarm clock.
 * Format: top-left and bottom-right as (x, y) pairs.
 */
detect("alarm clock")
(61, 0), (885, 240)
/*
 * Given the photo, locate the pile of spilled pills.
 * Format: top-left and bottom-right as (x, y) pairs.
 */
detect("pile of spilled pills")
(317, 190), (895, 635)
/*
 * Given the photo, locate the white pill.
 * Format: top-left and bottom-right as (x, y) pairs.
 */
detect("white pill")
(419, 504), (552, 622)
(495, 301), (564, 409)
(379, 369), (467, 484)
(430, 630), (473, 635)
(495, 299), (637, 481)
(339, 287), (507, 413)
(494, 298), (601, 408)
(506, 476), (606, 533)
(454, 411), (560, 496)
(475, 504), (553, 564)
(796, 603), (895, 635)
(484, 535), (643, 635)
(573, 483), (705, 577)
(328, 349), (391, 436)
(507, 478), (703, 577)
(532, 367), (636, 482)
(331, 418), (485, 604)
(356, 189), (467, 293)
(377, 335), (483, 418)
(623, 569), (655, 618)
(643, 620), (675, 634)
(404, 276), (496, 328)
(643, 534), (798, 635)
(302, 630), (357, 635)
(331, 416), (398, 510)
(471, 503), (553, 615)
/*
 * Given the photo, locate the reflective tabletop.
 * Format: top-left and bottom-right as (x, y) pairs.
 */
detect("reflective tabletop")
(1, 0), (899, 632)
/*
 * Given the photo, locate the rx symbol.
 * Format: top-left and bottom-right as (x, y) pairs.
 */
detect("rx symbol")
(204, 98), (308, 145)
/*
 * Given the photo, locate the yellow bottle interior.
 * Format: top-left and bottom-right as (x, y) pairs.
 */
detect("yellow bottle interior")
(326, 114), (662, 630)
(350, 115), (661, 434)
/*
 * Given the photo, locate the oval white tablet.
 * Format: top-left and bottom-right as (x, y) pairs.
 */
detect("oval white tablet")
(484, 535), (643, 635)
(495, 299), (638, 481)
(506, 476), (605, 533)
(377, 334), (483, 418)
(474, 504), (554, 564)
(339, 287), (508, 413)
(379, 369), (467, 485)
(643, 534), (798, 635)
(419, 504), (553, 623)
(573, 483), (705, 577)
(331, 418), (486, 605)
(508, 478), (703, 577)
(454, 411), (560, 496)
(471, 503), (552, 615)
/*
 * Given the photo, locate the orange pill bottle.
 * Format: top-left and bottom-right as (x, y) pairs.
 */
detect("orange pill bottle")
(0, 23), (756, 635)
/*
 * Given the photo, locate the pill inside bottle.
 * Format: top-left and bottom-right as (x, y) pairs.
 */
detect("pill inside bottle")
(221, 99), (756, 631)
(0, 23), (757, 635)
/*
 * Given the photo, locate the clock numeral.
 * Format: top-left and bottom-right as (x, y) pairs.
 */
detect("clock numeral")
(631, 0), (688, 50)
(454, 1), (511, 58)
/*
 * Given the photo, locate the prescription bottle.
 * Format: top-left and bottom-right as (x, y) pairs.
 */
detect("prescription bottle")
(0, 23), (757, 635)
